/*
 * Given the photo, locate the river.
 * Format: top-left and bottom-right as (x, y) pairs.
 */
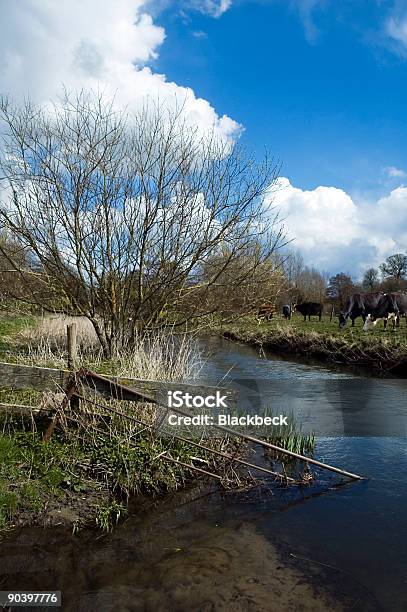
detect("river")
(1, 337), (406, 611)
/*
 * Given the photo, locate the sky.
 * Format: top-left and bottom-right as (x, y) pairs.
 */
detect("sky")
(0, 0), (406, 277)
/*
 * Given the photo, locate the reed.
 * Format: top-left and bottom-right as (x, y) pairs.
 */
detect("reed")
(265, 412), (315, 456)
(13, 316), (205, 383)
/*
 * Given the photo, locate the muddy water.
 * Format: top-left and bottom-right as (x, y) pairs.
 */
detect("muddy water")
(1, 337), (407, 611)
(1, 487), (352, 611)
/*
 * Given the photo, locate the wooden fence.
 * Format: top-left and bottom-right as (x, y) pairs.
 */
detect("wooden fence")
(0, 323), (365, 482)
(0, 361), (236, 415)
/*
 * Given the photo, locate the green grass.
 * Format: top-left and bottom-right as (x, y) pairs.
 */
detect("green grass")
(265, 414), (315, 456)
(0, 432), (85, 529)
(219, 313), (407, 373)
(95, 499), (127, 532)
(0, 424), (211, 531)
(289, 314), (407, 342)
(0, 313), (36, 355)
(232, 312), (407, 344)
(0, 313), (36, 337)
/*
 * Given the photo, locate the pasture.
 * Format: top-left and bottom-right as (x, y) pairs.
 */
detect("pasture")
(221, 311), (407, 374)
(281, 311), (407, 341)
(234, 309), (407, 341)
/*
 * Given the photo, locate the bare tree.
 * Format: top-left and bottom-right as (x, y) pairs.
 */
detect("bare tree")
(283, 249), (304, 284)
(326, 273), (355, 307)
(362, 267), (379, 291)
(0, 92), (285, 356)
(380, 254), (407, 279)
(279, 251), (326, 304)
(0, 231), (31, 308)
(198, 246), (286, 316)
(294, 267), (327, 303)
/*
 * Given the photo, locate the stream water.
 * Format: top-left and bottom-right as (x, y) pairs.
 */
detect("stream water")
(1, 337), (407, 611)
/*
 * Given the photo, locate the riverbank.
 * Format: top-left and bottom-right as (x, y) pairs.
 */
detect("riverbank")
(219, 315), (407, 374)
(0, 313), (241, 532)
(0, 425), (208, 532)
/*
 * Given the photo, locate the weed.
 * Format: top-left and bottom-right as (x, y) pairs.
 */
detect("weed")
(95, 499), (127, 532)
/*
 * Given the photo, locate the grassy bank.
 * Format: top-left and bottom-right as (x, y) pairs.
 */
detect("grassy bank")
(0, 312), (320, 532)
(0, 419), (212, 532)
(219, 314), (407, 374)
(0, 314), (221, 532)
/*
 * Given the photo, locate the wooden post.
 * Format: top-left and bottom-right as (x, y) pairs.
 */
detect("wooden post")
(67, 323), (77, 371)
(330, 306), (335, 322)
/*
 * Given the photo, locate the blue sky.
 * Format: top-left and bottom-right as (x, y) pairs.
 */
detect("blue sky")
(154, 0), (407, 197)
(1, 0), (406, 276)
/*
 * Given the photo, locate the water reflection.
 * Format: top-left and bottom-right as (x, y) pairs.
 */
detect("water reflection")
(1, 337), (407, 611)
(199, 337), (407, 437)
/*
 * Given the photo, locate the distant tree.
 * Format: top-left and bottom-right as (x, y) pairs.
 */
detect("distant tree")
(199, 246), (286, 316)
(326, 273), (355, 307)
(294, 267), (327, 303)
(380, 276), (407, 293)
(362, 268), (379, 291)
(380, 254), (407, 279)
(283, 250), (304, 284)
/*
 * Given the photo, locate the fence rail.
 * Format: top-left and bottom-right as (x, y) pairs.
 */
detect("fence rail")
(0, 361), (236, 405)
(0, 342), (365, 483)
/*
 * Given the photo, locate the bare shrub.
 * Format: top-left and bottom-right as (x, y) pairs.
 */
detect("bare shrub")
(0, 92), (285, 357)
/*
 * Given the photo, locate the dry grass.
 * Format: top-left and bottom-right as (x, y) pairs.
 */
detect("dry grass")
(113, 331), (204, 382)
(14, 314), (205, 382)
(19, 314), (99, 350)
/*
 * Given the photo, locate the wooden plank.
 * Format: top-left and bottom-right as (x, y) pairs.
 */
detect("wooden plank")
(0, 402), (53, 417)
(0, 362), (70, 391)
(83, 373), (236, 407)
(0, 362), (236, 406)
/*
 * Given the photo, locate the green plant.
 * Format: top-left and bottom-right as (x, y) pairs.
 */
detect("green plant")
(262, 410), (315, 456)
(95, 499), (126, 532)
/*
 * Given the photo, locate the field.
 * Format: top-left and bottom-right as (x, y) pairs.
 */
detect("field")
(220, 312), (407, 374)
(269, 312), (407, 341)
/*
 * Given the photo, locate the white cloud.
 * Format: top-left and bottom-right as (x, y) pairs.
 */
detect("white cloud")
(383, 166), (406, 179)
(192, 30), (208, 39)
(0, 0), (241, 144)
(264, 177), (407, 276)
(385, 14), (407, 54)
(188, 0), (232, 18)
(293, 0), (323, 43)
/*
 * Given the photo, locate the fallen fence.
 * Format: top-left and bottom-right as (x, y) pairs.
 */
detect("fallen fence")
(0, 321), (366, 484)
(0, 361), (366, 483)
